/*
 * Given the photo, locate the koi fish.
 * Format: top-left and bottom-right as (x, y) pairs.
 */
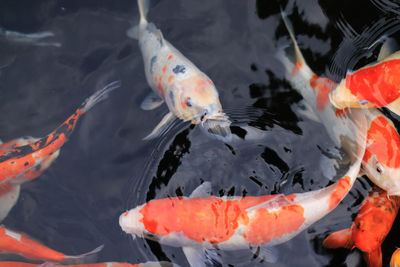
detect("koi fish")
(0, 81), (119, 221)
(127, 0), (231, 141)
(0, 26), (61, 47)
(0, 81), (120, 186)
(0, 226), (103, 262)
(391, 248), (400, 267)
(329, 37), (400, 115)
(323, 186), (400, 267)
(0, 261), (179, 267)
(120, 131), (365, 266)
(277, 11), (365, 160)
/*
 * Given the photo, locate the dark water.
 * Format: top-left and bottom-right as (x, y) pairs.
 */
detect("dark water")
(1, 0), (400, 266)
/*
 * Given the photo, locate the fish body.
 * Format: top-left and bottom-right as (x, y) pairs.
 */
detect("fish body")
(120, 139), (365, 266)
(391, 248), (400, 267)
(0, 226), (102, 262)
(130, 0), (231, 140)
(330, 51), (400, 115)
(323, 186), (400, 267)
(0, 81), (120, 186)
(0, 261), (178, 267)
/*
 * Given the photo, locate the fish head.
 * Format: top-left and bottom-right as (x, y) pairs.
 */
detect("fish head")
(165, 75), (232, 140)
(119, 205), (147, 239)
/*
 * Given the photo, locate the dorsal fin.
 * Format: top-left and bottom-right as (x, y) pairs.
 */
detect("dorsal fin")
(378, 37), (399, 61)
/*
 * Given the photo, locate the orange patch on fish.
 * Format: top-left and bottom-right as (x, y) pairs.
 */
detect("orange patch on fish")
(162, 65), (167, 74)
(157, 83), (164, 98)
(328, 176), (351, 210)
(335, 107), (349, 118)
(168, 55), (173, 60)
(292, 62), (303, 76)
(168, 75), (174, 83)
(391, 248), (400, 267)
(139, 195), (279, 244)
(243, 204), (305, 244)
(345, 59), (400, 107)
(364, 116), (400, 169)
(309, 75), (336, 111)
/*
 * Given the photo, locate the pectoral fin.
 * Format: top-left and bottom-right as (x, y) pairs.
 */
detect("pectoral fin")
(189, 182), (212, 198)
(322, 228), (353, 249)
(0, 183), (20, 222)
(143, 112), (175, 140)
(364, 247), (382, 267)
(182, 246), (221, 267)
(141, 91), (164, 110)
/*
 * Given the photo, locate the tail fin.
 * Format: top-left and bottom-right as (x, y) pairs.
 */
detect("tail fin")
(138, 0), (150, 25)
(80, 81), (120, 113)
(323, 228), (353, 249)
(280, 9), (306, 67)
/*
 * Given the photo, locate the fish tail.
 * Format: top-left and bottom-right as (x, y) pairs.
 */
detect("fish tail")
(280, 9), (306, 68)
(323, 228), (353, 249)
(138, 0), (149, 25)
(79, 81), (120, 113)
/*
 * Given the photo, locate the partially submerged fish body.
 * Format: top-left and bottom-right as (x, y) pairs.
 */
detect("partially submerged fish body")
(0, 225), (103, 262)
(323, 186), (400, 267)
(0, 81), (120, 186)
(363, 109), (400, 195)
(391, 248), (400, 267)
(120, 137), (365, 266)
(277, 12), (364, 158)
(129, 0), (231, 141)
(0, 261), (179, 267)
(330, 39), (400, 115)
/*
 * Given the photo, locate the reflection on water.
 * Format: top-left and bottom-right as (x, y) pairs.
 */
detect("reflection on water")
(0, 0), (400, 266)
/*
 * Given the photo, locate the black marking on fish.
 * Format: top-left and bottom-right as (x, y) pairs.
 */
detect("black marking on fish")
(173, 65), (186, 74)
(169, 90), (175, 107)
(150, 56), (157, 74)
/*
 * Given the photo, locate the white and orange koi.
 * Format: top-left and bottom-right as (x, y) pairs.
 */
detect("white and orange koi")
(120, 131), (365, 266)
(0, 261), (179, 267)
(128, 0), (231, 141)
(0, 81), (119, 221)
(0, 226), (102, 262)
(323, 186), (400, 267)
(329, 38), (400, 115)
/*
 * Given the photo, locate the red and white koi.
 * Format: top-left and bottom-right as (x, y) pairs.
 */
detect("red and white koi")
(0, 81), (119, 222)
(323, 186), (400, 267)
(329, 38), (400, 115)
(120, 133), (365, 266)
(128, 0), (231, 141)
(0, 261), (178, 267)
(0, 226), (102, 262)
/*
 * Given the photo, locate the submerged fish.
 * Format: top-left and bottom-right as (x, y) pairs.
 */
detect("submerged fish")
(0, 26), (61, 47)
(0, 81), (120, 221)
(120, 133), (365, 266)
(0, 226), (103, 262)
(128, 0), (231, 141)
(329, 38), (400, 115)
(323, 186), (400, 267)
(0, 261), (178, 267)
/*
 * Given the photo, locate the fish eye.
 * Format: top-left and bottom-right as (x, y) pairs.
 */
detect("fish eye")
(376, 162), (384, 174)
(185, 97), (193, 107)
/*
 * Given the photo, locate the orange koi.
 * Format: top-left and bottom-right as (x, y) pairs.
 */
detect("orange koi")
(323, 186), (400, 267)
(391, 248), (400, 267)
(120, 136), (365, 266)
(330, 38), (400, 115)
(0, 81), (120, 186)
(0, 226), (102, 262)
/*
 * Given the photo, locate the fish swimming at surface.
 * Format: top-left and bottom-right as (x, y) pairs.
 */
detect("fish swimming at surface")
(0, 81), (120, 222)
(0, 225), (103, 262)
(323, 186), (400, 267)
(128, 0), (231, 141)
(120, 131), (366, 266)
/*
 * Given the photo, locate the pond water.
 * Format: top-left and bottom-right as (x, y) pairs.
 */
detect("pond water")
(1, 0), (400, 266)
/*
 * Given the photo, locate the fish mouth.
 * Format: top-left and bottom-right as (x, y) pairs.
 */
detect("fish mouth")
(201, 113), (232, 142)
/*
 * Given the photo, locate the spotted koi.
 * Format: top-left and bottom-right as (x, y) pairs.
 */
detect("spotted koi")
(0, 226), (103, 262)
(120, 138), (365, 266)
(128, 0), (231, 141)
(323, 186), (400, 267)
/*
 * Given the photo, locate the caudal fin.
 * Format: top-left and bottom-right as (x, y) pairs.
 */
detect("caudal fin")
(80, 81), (120, 113)
(323, 228), (353, 249)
